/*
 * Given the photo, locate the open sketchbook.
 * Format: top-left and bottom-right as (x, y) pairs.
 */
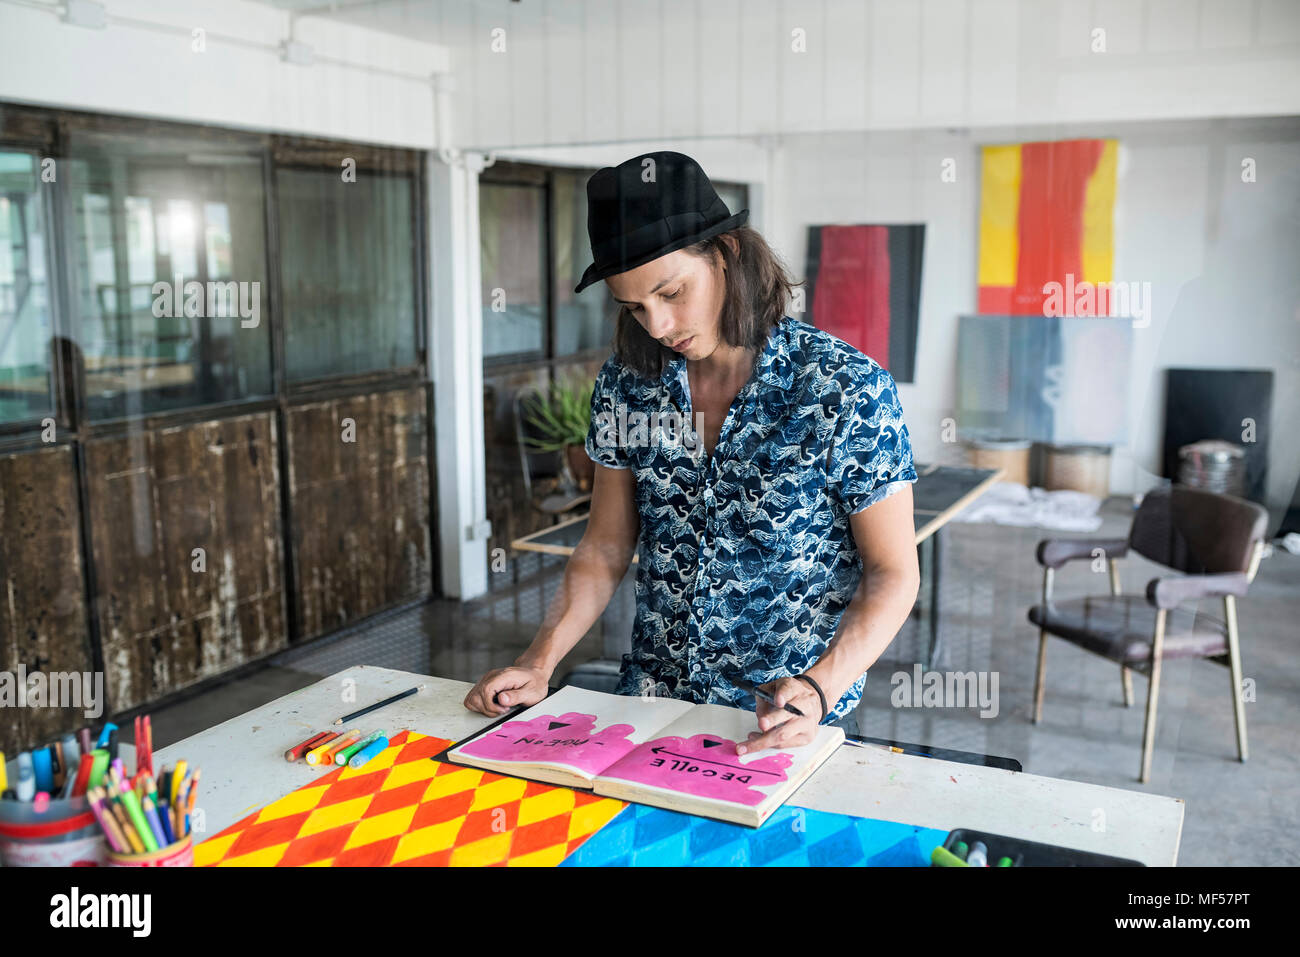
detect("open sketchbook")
(446, 686), (844, 827)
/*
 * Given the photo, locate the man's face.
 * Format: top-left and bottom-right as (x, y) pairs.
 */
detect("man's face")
(605, 246), (727, 361)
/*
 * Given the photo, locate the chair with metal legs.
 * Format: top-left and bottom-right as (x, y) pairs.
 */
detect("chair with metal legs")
(1027, 486), (1268, 783)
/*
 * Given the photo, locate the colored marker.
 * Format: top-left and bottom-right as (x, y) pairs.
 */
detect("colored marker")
(0, 751), (7, 794)
(31, 747), (54, 794)
(733, 679), (806, 718)
(997, 856), (1014, 867)
(33, 791), (50, 813)
(16, 752), (35, 801)
(70, 752), (94, 797)
(106, 728), (119, 762)
(87, 749), (110, 789)
(931, 846), (970, 867)
(323, 730), (362, 763)
(78, 727), (93, 756)
(286, 731), (331, 762)
(59, 734), (81, 796)
(967, 841), (988, 867)
(952, 840), (969, 861)
(305, 733), (343, 766)
(337, 730), (386, 765)
(96, 723), (118, 750)
(51, 741), (65, 791)
(348, 735), (390, 769)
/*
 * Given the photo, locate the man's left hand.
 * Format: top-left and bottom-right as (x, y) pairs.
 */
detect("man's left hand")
(739, 677), (823, 754)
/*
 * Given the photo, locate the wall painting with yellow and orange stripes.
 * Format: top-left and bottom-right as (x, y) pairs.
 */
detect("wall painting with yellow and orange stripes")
(977, 138), (1118, 316)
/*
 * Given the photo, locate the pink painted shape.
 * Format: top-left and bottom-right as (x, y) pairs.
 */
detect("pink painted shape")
(456, 712), (637, 776)
(599, 733), (792, 806)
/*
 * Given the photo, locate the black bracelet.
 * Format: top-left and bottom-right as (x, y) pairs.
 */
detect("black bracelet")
(795, 674), (828, 723)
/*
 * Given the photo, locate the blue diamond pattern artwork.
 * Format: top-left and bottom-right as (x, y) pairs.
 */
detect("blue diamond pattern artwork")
(560, 803), (947, 867)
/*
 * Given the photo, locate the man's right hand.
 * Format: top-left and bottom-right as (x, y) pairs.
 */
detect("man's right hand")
(462, 665), (551, 717)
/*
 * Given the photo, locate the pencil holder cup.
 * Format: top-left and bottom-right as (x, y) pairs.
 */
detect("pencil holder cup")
(0, 788), (107, 867)
(107, 834), (193, 867)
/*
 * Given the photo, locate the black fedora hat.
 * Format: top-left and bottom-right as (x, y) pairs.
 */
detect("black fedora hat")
(574, 150), (748, 294)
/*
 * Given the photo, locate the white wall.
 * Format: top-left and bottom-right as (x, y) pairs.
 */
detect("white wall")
(0, 0), (446, 147)
(772, 116), (1300, 514)
(428, 0), (1300, 151)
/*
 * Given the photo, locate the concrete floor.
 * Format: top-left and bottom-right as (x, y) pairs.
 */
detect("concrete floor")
(134, 496), (1300, 866)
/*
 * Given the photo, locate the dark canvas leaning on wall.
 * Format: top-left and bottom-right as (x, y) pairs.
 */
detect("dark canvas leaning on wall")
(804, 224), (924, 383)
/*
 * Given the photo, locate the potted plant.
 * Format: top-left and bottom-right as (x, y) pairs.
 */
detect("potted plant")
(520, 376), (596, 492)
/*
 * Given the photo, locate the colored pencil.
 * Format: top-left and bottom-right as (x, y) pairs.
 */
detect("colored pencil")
(169, 760), (187, 806)
(184, 769), (200, 835)
(141, 795), (167, 849)
(334, 686), (420, 725)
(144, 776), (174, 845)
(86, 788), (127, 853)
(106, 785), (144, 853)
(118, 787), (158, 852)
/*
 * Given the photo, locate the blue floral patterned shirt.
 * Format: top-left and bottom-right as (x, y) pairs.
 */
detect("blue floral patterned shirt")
(585, 315), (917, 722)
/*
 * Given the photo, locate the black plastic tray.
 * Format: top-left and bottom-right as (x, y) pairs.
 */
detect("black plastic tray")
(937, 827), (1145, 867)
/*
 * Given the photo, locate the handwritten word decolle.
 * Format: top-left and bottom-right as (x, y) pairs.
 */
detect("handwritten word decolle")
(648, 757), (753, 783)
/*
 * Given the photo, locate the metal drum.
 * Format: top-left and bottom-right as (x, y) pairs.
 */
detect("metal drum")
(1177, 439), (1246, 496)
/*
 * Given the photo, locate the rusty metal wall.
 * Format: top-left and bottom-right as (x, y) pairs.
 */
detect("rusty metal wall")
(0, 445), (94, 755)
(84, 412), (287, 713)
(286, 385), (432, 640)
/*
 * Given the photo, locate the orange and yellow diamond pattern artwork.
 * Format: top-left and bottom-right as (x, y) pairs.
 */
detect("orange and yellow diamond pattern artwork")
(194, 730), (625, 866)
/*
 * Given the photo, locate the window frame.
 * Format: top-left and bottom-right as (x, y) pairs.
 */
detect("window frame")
(479, 158), (749, 373)
(0, 144), (67, 439)
(0, 104), (430, 444)
(271, 158), (426, 392)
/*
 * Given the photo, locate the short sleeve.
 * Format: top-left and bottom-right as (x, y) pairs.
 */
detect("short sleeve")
(585, 357), (631, 470)
(827, 364), (918, 514)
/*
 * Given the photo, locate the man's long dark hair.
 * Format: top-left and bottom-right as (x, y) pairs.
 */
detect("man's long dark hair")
(611, 225), (802, 379)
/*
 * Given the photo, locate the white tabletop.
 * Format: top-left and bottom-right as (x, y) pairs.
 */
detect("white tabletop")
(149, 665), (1184, 866)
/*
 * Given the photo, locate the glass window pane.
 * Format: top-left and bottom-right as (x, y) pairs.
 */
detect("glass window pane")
(481, 182), (545, 359)
(552, 171), (612, 357)
(0, 151), (56, 425)
(714, 182), (748, 220)
(277, 168), (417, 381)
(64, 132), (272, 421)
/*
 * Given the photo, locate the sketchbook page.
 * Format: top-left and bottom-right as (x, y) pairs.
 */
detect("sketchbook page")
(449, 685), (696, 779)
(594, 703), (845, 814)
